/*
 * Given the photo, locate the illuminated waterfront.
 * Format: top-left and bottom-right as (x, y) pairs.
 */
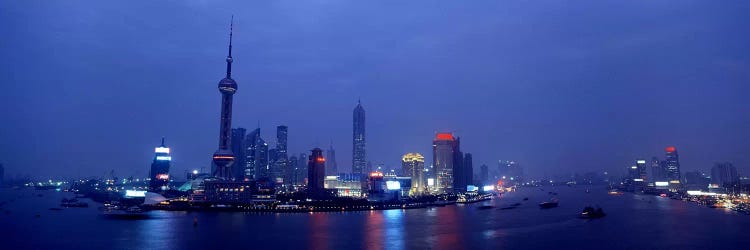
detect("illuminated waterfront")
(4, 186), (750, 249)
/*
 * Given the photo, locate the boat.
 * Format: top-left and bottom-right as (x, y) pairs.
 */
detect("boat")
(523, 197), (529, 201)
(607, 190), (623, 195)
(580, 206), (606, 218)
(539, 199), (559, 209)
(61, 198), (89, 208)
(510, 203), (521, 207)
(101, 205), (149, 219)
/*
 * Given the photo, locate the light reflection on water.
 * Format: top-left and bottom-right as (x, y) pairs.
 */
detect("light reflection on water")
(6, 187), (750, 249)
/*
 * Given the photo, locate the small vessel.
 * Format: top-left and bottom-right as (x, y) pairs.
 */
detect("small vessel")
(102, 205), (149, 219)
(539, 199), (559, 209)
(523, 197), (529, 201)
(477, 205), (495, 210)
(510, 203), (521, 207)
(61, 198), (89, 208)
(607, 190), (622, 195)
(580, 206), (606, 218)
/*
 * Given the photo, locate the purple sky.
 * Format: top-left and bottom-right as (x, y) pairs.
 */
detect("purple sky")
(1, 0), (749, 179)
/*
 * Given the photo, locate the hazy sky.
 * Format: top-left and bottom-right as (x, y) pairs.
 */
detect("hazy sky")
(1, 0), (749, 179)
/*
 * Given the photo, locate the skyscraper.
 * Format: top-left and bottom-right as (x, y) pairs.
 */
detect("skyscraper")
(452, 144), (464, 193)
(308, 148), (326, 197)
(433, 133), (460, 193)
(650, 157), (665, 182)
(212, 18), (238, 179)
(274, 125), (288, 184)
(352, 100), (366, 175)
(288, 156), (298, 185)
(464, 153), (473, 188)
(635, 159), (648, 191)
(231, 128), (247, 180)
(244, 128), (260, 180)
(149, 138), (171, 192)
(255, 143), (268, 179)
(326, 142), (338, 176)
(711, 162), (739, 188)
(664, 146), (681, 182)
(402, 153), (425, 195)
(298, 153), (308, 186)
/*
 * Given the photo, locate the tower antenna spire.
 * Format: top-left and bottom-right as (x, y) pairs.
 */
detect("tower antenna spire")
(225, 15), (234, 78)
(161, 137), (165, 147)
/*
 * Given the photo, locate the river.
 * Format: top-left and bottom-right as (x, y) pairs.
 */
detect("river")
(3, 186), (750, 249)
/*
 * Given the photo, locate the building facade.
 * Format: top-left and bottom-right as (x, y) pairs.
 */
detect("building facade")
(307, 148), (326, 197)
(402, 153), (425, 195)
(352, 100), (366, 175)
(326, 143), (338, 176)
(149, 138), (171, 192)
(231, 128), (246, 180)
(664, 146), (681, 183)
(433, 133), (461, 193)
(711, 162), (739, 188)
(274, 125), (288, 184)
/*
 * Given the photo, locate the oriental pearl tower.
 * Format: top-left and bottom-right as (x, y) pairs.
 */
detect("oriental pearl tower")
(212, 17), (238, 179)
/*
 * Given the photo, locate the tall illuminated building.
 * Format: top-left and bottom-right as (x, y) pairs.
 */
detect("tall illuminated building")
(650, 157), (665, 182)
(256, 138), (269, 179)
(244, 128), (260, 180)
(326, 142), (338, 176)
(212, 18), (238, 179)
(274, 125), (288, 184)
(288, 156), (299, 185)
(149, 138), (171, 192)
(402, 153), (425, 194)
(231, 128), (247, 180)
(664, 146), (681, 182)
(308, 148), (326, 197)
(433, 133), (461, 193)
(352, 100), (366, 175)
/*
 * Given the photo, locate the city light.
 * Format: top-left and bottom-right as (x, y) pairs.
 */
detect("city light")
(427, 178), (435, 186)
(125, 190), (146, 197)
(385, 181), (401, 190)
(155, 147), (170, 154)
(436, 133), (453, 140)
(369, 172), (383, 178)
(637, 160), (646, 164)
(634, 178), (644, 182)
(483, 185), (495, 191)
(466, 185), (478, 192)
(687, 190), (720, 196)
(192, 170), (198, 175)
(156, 156), (172, 161)
(157, 174), (169, 180)
(655, 182), (669, 187)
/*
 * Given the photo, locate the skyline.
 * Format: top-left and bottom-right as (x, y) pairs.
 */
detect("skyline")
(1, 1), (749, 179)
